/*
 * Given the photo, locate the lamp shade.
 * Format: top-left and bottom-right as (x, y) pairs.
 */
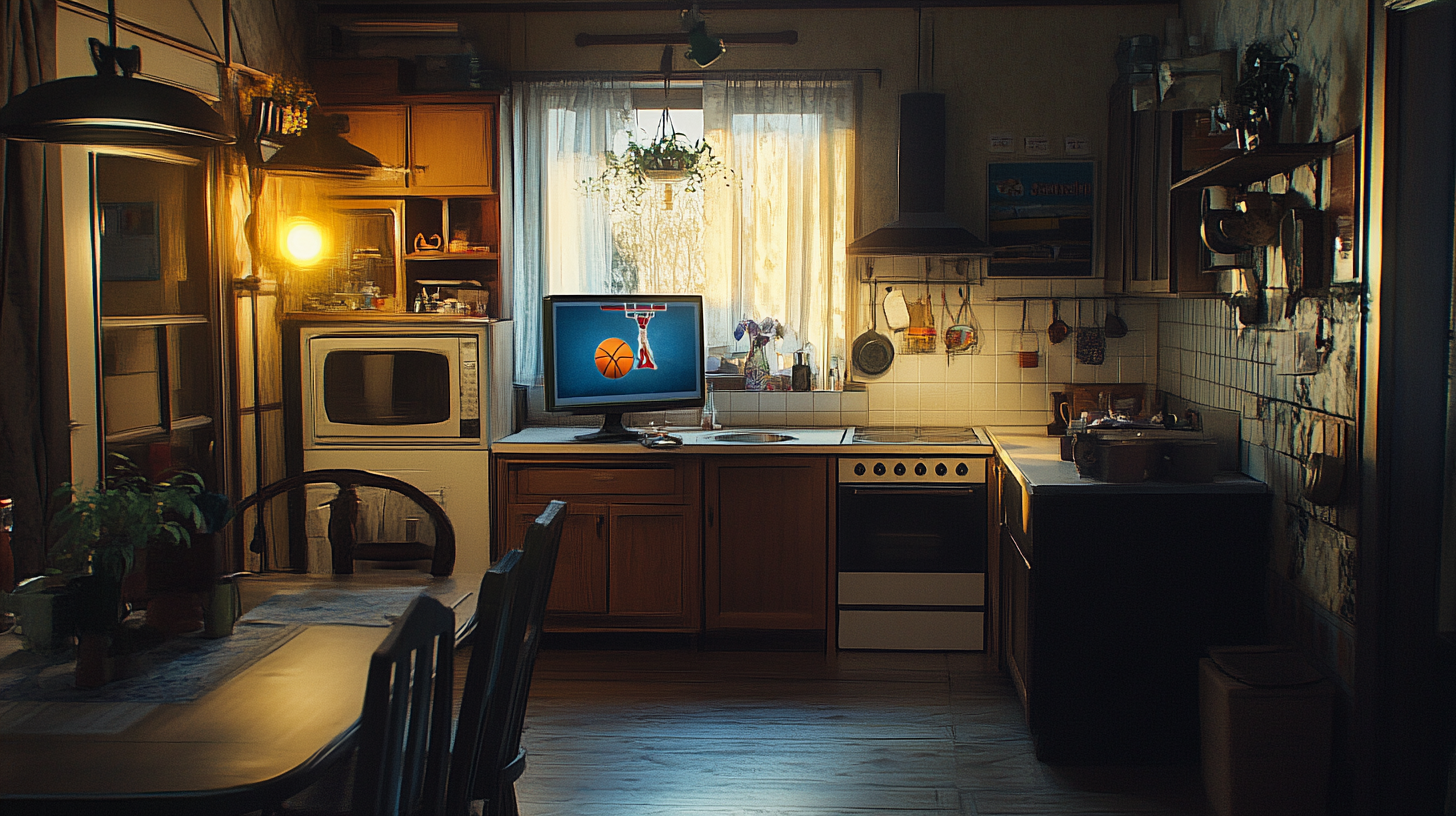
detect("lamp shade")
(0, 74), (233, 147)
(263, 115), (383, 178)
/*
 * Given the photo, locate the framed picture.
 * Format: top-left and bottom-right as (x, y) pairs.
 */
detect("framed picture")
(100, 201), (160, 281)
(987, 161), (1095, 277)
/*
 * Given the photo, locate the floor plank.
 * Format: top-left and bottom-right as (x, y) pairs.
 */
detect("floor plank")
(468, 646), (1212, 816)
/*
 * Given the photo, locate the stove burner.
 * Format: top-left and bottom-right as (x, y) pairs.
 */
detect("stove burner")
(853, 426), (984, 445)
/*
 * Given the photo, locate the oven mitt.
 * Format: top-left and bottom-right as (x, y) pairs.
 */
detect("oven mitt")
(1076, 326), (1105, 365)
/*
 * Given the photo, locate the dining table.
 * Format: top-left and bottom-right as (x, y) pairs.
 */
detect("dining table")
(0, 569), (481, 816)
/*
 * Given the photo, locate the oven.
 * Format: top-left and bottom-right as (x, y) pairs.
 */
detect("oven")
(837, 428), (991, 651)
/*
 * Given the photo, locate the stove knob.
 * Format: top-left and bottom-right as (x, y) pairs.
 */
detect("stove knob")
(935, 463), (948, 477)
(853, 463), (866, 476)
(893, 463), (906, 476)
(873, 462), (886, 476)
(955, 462), (970, 477)
(914, 462), (927, 476)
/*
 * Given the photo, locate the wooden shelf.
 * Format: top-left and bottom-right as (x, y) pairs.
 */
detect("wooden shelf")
(405, 251), (499, 261)
(1172, 142), (1332, 190)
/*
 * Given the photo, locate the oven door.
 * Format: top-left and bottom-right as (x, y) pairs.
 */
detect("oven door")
(837, 483), (988, 573)
(306, 334), (476, 444)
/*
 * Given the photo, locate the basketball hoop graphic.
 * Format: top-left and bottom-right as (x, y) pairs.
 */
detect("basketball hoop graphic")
(600, 303), (667, 370)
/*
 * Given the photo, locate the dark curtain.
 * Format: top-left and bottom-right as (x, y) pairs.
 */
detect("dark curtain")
(1, 0), (65, 580)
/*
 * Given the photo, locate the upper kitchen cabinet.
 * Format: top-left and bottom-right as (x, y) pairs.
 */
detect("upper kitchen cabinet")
(1103, 84), (1216, 297)
(324, 98), (498, 196)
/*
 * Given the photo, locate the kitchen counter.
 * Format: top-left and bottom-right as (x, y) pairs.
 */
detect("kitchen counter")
(494, 426), (851, 454)
(987, 431), (1268, 495)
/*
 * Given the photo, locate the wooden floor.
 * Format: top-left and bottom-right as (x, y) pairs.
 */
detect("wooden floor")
(464, 644), (1213, 816)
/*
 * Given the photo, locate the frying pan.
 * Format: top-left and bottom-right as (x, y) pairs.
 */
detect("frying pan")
(1104, 298), (1129, 339)
(852, 286), (895, 375)
(1048, 300), (1070, 344)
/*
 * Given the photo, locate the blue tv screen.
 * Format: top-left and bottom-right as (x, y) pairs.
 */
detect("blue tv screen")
(543, 294), (705, 414)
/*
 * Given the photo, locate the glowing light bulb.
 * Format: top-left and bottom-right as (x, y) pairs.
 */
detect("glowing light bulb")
(283, 219), (325, 265)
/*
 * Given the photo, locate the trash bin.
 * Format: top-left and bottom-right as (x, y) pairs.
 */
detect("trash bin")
(1200, 647), (1334, 816)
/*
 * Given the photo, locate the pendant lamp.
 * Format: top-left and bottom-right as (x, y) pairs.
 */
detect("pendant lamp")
(0, 2), (232, 147)
(262, 114), (382, 179)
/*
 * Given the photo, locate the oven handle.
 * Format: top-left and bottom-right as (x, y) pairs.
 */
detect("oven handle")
(844, 485), (983, 497)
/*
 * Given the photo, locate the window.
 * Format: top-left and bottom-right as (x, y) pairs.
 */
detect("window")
(512, 77), (855, 390)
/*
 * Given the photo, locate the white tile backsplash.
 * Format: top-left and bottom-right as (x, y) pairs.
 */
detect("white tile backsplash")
(524, 278), (1162, 432)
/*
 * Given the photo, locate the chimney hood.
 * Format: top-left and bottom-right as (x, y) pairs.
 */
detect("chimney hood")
(846, 92), (990, 257)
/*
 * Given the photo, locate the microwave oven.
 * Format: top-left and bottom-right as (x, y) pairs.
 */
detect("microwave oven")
(299, 320), (512, 448)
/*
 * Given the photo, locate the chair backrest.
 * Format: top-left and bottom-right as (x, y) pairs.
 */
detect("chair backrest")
(352, 593), (457, 816)
(445, 500), (566, 816)
(234, 468), (456, 576)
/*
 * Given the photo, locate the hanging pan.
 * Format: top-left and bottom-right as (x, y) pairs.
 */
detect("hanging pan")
(852, 285), (895, 375)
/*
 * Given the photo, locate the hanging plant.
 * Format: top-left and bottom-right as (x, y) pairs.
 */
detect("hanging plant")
(240, 75), (317, 137)
(581, 108), (731, 206)
(1231, 41), (1299, 145)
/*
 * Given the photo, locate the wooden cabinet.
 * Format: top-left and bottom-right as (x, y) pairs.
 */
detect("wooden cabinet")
(495, 457), (701, 632)
(1103, 82), (1215, 296)
(703, 457), (829, 631)
(995, 463), (1269, 762)
(328, 99), (497, 196)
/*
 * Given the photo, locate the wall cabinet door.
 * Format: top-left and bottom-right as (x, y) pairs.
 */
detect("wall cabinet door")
(1103, 84), (1215, 296)
(333, 106), (407, 190)
(409, 104), (494, 192)
(704, 457), (828, 631)
(330, 102), (495, 195)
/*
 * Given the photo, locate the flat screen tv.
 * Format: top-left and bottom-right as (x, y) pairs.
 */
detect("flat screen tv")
(542, 294), (706, 441)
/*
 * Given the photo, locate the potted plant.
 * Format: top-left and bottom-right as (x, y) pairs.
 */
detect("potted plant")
(581, 110), (731, 207)
(50, 455), (225, 685)
(1231, 41), (1299, 150)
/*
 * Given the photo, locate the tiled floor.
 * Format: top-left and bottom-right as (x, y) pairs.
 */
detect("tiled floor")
(501, 647), (1211, 816)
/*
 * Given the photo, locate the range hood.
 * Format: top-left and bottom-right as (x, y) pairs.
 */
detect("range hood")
(847, 92), (990, 257)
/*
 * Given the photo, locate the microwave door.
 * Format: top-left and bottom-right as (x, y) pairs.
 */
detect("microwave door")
(309, 336), (463, 441)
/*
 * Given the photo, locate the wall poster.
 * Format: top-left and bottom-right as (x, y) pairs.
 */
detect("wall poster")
(987, 161), (1095, 277)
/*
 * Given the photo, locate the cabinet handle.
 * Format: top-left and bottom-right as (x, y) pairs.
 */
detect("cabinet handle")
(596, 514), (604, 535)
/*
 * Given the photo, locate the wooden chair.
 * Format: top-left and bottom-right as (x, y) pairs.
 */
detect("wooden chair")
(445, 501), (567, 816)
(352, 593), (456, 816)
(236, 469), (456, 576)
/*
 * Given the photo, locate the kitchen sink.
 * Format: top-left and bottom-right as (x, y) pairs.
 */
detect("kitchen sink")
(711, 431), (798, 443)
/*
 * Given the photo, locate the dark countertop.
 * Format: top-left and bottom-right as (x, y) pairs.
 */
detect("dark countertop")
(987, 431), (1269, 496)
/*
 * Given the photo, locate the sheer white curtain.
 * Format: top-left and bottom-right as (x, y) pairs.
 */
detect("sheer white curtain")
(511, 75), (855, 385)
(510, 79), (633, 384)
(703, 77), (854, 380)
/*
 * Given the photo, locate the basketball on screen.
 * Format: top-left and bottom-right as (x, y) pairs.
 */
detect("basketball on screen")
(594, 337), (634, 379)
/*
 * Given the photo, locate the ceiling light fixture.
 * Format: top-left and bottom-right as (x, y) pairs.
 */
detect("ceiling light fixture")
(0, 0), (232, 147)
(262, 114), (383, 179)
(681, 5), (725, 68)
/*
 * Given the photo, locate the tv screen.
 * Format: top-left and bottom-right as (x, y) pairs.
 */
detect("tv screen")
(542, 294), (705, 441)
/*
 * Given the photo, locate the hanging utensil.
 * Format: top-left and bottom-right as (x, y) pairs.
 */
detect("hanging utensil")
(852, 285), (895, 375)
(1016, 301), (1040, 368)
(1075, 300), (1106, 365)
(1048, 299), (1070, 344)
(883, 286), (910, 331)
(942, 287), (975, 357)
(1104, 297), (1129, 338)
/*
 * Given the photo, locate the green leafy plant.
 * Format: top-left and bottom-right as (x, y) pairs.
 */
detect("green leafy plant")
(581, 111), (731, 206)
(50, 455), (213, 583)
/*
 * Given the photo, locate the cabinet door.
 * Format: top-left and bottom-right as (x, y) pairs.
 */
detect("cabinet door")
(608, 505), (695, 623)
(409, 105), (493, 192)
(704, 458), (828, 630)
(334, 106), (407, 189)
(1002, 527), (1032, 712)
(507, 502), (608, 614)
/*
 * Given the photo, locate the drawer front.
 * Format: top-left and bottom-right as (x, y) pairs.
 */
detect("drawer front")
(517, 466), (681, 498)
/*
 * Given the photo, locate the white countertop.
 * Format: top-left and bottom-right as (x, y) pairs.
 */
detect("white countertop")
(494, 425), (850, 454)
(988, 432), (1269, 495)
